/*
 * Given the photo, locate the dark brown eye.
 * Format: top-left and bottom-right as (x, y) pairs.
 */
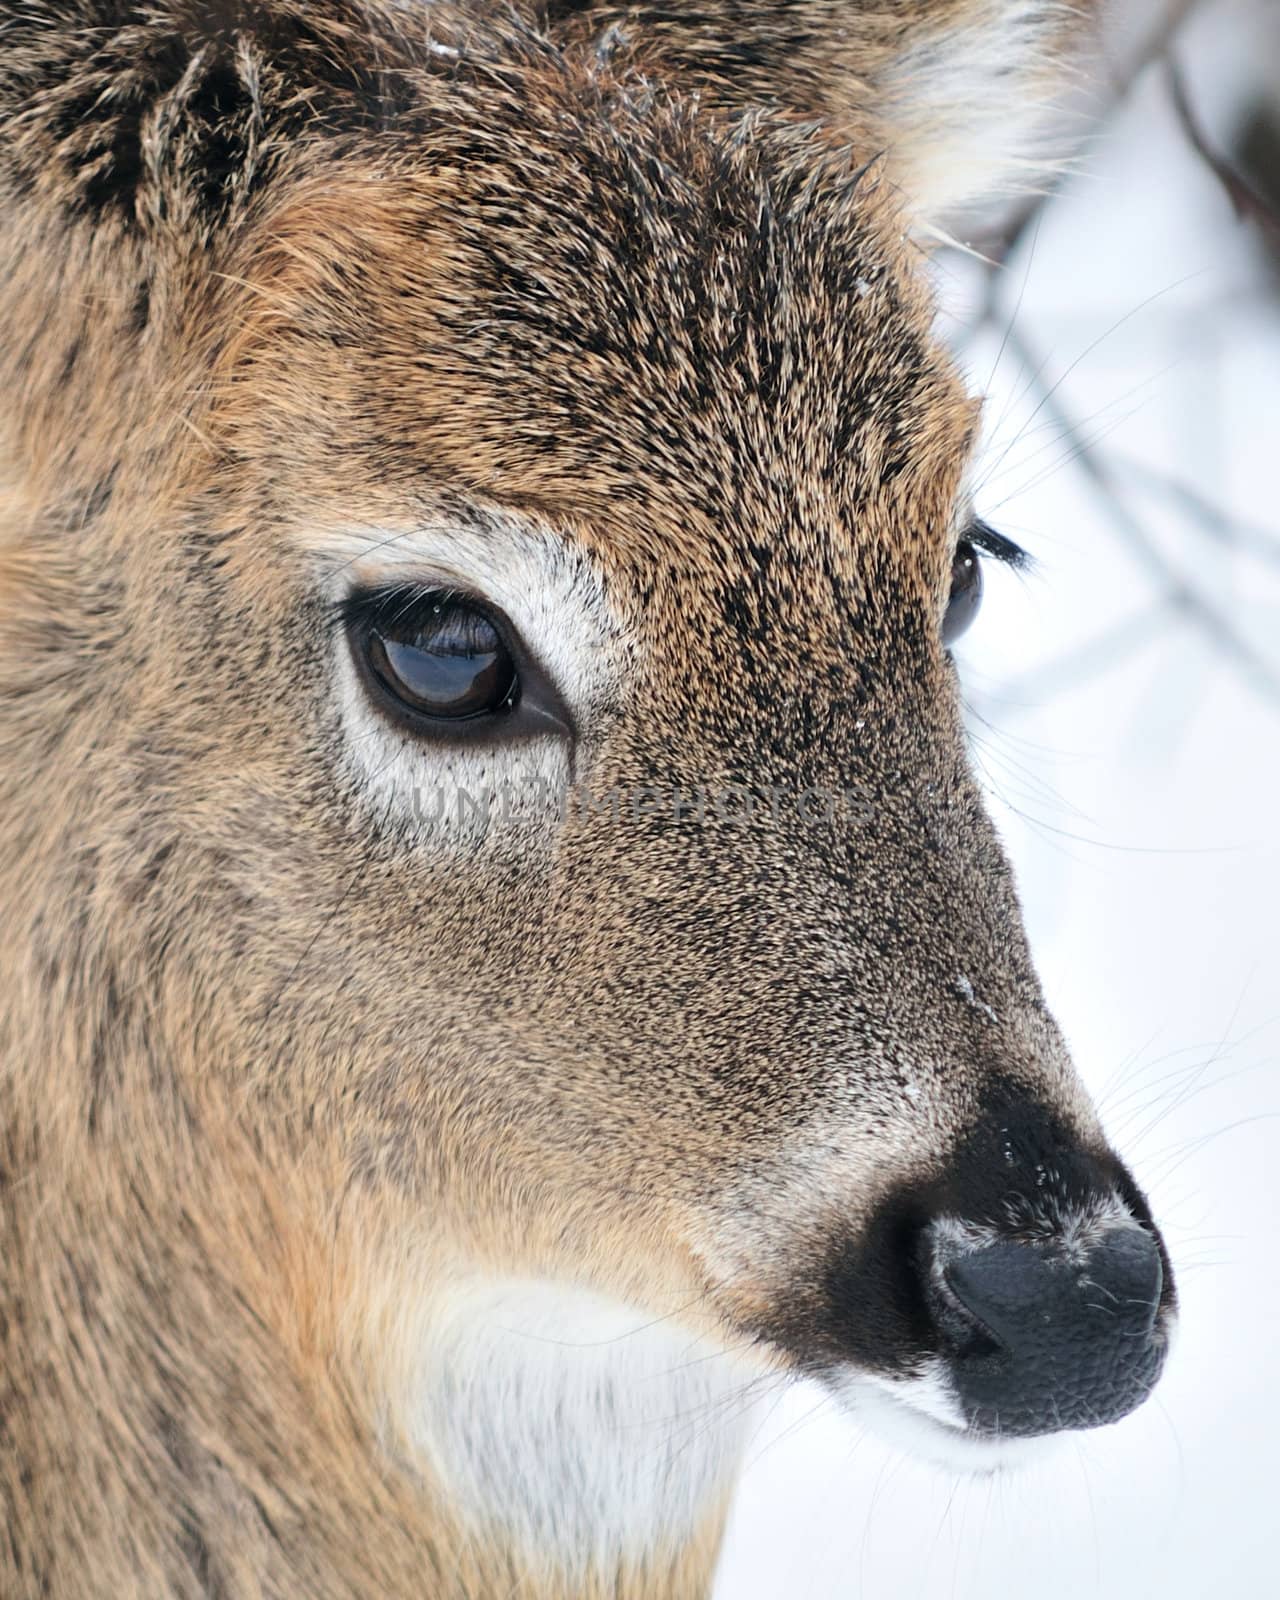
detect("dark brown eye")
(356, 592), (518, 723)
(942, 540), (983, 646)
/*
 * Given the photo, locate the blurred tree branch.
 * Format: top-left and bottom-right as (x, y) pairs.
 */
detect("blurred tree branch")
(952, 0), (1280, 712)
(1166, 59), (1280, 248)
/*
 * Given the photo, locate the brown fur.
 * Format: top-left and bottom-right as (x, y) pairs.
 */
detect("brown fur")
(1, 4), (1117, 1597)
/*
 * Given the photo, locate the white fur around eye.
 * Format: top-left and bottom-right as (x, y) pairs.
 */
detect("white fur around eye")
(319, 514), (621, 847)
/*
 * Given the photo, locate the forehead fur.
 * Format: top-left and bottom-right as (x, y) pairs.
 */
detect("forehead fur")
(199, 36), (974, 590)
(1, 4), (976, 604)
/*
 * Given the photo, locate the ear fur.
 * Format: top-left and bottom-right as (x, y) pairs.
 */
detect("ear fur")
(870, 0), (1099, 226)
(545, 0), (1099, 229)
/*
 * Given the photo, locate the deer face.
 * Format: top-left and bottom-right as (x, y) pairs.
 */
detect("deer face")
(0, 5), (1170, 1490)
(184, 76), (1171, 1459)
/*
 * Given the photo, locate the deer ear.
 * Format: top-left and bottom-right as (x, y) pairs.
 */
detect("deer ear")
(865, 0), (1098, 230)
(0, 2), (409, 238)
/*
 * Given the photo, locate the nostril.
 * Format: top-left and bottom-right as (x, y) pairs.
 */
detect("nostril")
(928, 1263), (1004, 1362)
(944, 1240), (1070, 1352)
(930, 1242), (1048, 1361)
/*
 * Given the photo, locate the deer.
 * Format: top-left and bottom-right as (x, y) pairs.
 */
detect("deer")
(0, 3), (1176, 1596)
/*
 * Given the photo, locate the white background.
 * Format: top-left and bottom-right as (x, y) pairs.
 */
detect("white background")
(716, 3), (1280, 1595)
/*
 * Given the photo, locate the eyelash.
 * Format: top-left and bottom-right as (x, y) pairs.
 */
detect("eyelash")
(966, 517), (1029, 570)
(333, 582), (462, 635)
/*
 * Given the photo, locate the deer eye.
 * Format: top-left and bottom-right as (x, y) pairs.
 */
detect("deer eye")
(942, 540), (983, 646)
(348, 589), (519, 726)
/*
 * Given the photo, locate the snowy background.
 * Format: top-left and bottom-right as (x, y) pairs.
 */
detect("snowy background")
(716, 1), (1280, 1595)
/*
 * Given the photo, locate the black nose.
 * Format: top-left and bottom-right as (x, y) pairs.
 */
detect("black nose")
(926, 1224), (1168, 1436)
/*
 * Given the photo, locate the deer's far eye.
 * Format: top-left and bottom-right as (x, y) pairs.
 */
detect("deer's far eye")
(942, 540), (983, 646)
(349, 590), (519, 726)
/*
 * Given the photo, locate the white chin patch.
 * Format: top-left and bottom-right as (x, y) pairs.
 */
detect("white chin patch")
(404, 1279), (758, 1578)
(833, 1366), (1057, 1474)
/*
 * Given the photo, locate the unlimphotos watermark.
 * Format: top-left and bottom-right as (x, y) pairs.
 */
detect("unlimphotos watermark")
(403, 778), (878, 830)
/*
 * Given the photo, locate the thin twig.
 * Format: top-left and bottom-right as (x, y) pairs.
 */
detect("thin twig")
(1118, 458), (1280, 572)
(1166, 58), (1280, 248)
(1003, 325), (1280, 704)
(1110, 0), (1207, 100)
